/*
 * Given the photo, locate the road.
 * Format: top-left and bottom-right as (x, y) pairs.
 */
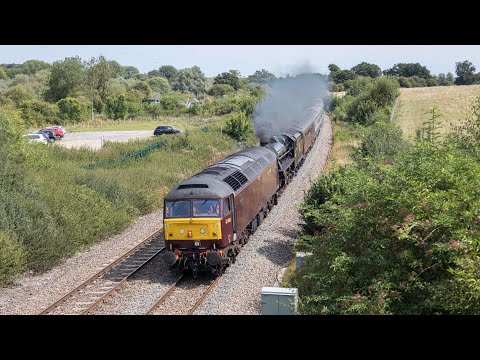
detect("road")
(57, 130), (154, 150)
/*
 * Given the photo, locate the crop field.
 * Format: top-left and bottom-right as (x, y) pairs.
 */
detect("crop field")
(394, 85), (480, 138)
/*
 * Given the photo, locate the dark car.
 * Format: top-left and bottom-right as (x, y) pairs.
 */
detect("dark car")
(36, 130), (55, 142)
(154, 125), (183, 136)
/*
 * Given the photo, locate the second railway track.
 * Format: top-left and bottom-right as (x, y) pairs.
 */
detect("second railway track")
(40, 229), (165, 315)
(146, 274), (221, 315)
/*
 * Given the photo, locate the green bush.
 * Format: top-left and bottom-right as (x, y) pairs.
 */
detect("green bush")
(291, 137), (480, 314)
(354, 121), (409, 165)
(0, 230), (26, 286)
(160, 93), (188, 111)
(224, 111), (253, 141)
(331, 95), (354, 122)
(344, 76), (373, 97)
(207, 84), (235, 97)
(58, 97), (87, 123)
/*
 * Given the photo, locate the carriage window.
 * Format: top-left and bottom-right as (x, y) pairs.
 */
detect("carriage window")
(193, 199), (220, 217)
(165, 200), (191, 218)
(223, 198), (231, 214)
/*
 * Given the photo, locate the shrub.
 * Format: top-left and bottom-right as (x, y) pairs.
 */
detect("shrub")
(207, 84), (235, 97)
(224, 111), (253, 141)
(292, 143), (480, 314)
(58, 97), (87, 123)
(354, 121), (409, 165)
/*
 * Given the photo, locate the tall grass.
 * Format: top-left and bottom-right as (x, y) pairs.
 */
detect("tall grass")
(0, 113), (246, 285)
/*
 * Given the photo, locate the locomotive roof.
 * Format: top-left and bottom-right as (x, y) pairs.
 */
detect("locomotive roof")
(165, 146), (277, 199)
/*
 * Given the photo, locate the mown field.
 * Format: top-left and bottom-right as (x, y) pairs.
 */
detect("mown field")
(395, 84), (480, 138)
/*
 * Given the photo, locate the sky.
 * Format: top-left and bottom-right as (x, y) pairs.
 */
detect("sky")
(1, 45), (480, 78)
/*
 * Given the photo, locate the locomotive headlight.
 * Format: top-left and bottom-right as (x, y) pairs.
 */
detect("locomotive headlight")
(179, 229), (184, 234)
(200, 228), (205, 234)
(194, 241), (200, 246)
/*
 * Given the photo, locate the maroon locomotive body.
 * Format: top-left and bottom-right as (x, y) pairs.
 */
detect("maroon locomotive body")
(162, 97), (325, 276)
(163, 146), (279, 276)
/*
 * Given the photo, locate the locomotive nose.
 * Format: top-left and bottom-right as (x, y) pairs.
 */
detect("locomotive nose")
(163, 250), (178, 266)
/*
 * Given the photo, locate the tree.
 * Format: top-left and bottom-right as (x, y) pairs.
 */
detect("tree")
(446, 72), (454, 83)
(351, 62), (381, 78)
(147, 77), (171, 94)
(213, 69), (241, 90)
(328, 64), (340, 73)
(344, 76), (373, 97)
(224, 111), (253, 141)
(330, 70), (357, 84)
(104, 94), (127, 120)
(158, 65), (178, 83)
(108, 60), (124, 78)
(248, 69), (277, 84)
(207, 84), (235, 97)
(87, 56), (114, 103)
(455, 60), (477, 85)
(5, 85), (35, 106)
(171, 66), (206, 95)
(57, 97), (84, 123)
(147, 69), (161, 77)
(426, 77), (438, 87)
(437, 73), (447, 86)
(132, 81), (152, 98)
(383, 63), (432, 79)
(0, 67), (7, 80)
(21, 60), (51, 75)
(45, 56), (86, 102)
(123, 66), (139, 79)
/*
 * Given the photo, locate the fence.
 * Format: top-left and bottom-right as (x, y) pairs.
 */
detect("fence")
(390, 97), (399, 123)
(82, 139), (165, 170)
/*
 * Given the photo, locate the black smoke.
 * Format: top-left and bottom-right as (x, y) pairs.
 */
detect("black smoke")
(253, 74), (329, 143)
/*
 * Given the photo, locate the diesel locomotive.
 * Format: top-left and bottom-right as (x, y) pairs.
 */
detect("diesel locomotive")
(162, 97), (325, 277)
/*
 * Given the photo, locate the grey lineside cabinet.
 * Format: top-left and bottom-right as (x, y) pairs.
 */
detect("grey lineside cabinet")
(261, 287), (298, 315)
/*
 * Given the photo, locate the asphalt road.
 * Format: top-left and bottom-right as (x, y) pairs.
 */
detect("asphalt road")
(57, 130), (154, 150)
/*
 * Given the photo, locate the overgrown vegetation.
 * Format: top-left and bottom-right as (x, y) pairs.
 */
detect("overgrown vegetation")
(0, 102), (257, 285)
(288, 97), (480, 314)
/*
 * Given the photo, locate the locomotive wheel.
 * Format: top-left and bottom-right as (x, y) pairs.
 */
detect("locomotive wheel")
(250, 218), (257, 234)
(257, 212), (264, 226)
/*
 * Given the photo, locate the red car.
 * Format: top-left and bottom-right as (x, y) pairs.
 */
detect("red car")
(41, 127), (64, 140)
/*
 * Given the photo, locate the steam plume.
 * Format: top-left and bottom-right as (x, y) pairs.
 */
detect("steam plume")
(253, 74), (329, 143)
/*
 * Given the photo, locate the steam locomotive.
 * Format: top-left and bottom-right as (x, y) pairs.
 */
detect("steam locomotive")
(162, 98), (325, 277)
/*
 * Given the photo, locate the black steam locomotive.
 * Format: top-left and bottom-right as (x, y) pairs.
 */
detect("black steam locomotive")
(162, 98), (325, 276)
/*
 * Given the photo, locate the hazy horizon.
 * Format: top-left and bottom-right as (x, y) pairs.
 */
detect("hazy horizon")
(1, 45), (480, 78)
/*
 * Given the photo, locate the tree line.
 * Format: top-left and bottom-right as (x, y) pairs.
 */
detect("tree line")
(0, 57), (278, 127)
(327, 60), (480, 91)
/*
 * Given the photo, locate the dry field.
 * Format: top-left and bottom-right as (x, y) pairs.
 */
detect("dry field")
(394, 85), (480, 139)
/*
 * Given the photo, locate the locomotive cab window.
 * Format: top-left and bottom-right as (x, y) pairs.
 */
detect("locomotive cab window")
(223, 198), (231, 215)
(193, 199), (220, 217)
(165, 200), (191, 218)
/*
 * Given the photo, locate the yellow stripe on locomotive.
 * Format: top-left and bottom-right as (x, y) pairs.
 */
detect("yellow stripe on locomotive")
(164, 218), (222, 241)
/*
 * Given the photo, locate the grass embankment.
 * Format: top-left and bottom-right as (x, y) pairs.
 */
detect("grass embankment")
(395, 85), (480, 138)
(0, 115), (252, 286)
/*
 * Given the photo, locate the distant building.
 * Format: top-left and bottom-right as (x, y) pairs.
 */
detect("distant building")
(185, 97), (211, 107)
(145, 98), (160, 104)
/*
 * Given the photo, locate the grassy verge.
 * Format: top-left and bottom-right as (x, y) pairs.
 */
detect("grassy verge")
(1, 114), (253, 286)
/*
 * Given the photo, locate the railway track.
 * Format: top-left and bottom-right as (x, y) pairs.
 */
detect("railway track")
(146, 274), (221, 315)
(39, 229), (165, 315)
